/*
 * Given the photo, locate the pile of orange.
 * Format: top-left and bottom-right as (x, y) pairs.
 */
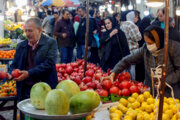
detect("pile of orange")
(0, 80), (17, 97)
(0, 50), (16, 59)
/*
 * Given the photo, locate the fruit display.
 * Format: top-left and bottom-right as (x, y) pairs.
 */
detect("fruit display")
(0, 50), (16, 59)
(30, 82), (52, 110)
(4, 28), (26, 40)
(56, 59), (150, 102)
(4, 20), (26, 41)
(0, 80), (17, 97)
(56, 80), (80, 99)
(70, 90), (101, 114)
(109, 91), (180, 120)
(0, 38), (12, 45)
(4, 20), (24, 31)
(30, 81), (101, 116)
(45, 89), (69, 115)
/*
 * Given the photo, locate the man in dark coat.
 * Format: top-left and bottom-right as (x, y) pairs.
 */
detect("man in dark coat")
(169, 17), (180, 43)
(55, 9), (75, 63)
(152, 8), (165, 29)
(76, 6), (99, 61)
(9, 17), (58, 101)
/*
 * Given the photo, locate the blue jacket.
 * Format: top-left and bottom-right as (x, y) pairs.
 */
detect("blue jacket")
(9, 34), (58, 100)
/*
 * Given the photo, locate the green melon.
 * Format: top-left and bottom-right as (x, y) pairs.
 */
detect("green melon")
(45, 89), (69, 115)
(30, 82), (51, 110)
(56, 79), (80, 99)
(70, 90), (101, 114)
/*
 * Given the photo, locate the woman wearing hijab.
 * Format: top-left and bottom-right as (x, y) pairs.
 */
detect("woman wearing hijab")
(100, 17), (130, 72)
(103, 25), (180, 99)
(113, 13), (121, 27)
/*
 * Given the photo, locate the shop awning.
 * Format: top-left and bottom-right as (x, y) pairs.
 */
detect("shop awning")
(40, 0), (80, 7)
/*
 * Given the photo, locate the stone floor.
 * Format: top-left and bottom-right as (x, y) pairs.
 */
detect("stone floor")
(0, 101), (19, 120)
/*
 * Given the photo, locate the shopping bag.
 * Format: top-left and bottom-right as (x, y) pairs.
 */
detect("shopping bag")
(93, 33), (100, 48)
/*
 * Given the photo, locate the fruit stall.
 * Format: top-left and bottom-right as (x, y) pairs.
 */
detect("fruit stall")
(0, 71), (17, 120)
(0, 19), (23, 120)
(14, 59), (151, 120)
(15, 59), (180, 120)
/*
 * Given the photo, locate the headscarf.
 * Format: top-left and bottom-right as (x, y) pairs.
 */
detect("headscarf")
(126, 11), (135, 23)
(113, 13), (120, 26)
(104, 16), (116, 33)
(144, 25), (164, 50)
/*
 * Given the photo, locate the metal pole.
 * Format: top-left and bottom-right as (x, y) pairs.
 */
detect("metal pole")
(84, 0), (90, 77)
(158, 0), (169, 120)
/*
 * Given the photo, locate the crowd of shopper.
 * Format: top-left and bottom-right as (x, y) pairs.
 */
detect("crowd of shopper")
(34, 6), (180, 84)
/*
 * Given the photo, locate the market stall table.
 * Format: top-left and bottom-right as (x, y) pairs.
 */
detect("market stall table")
(0, 96), (17, 120)
(18, 99), (102, 120)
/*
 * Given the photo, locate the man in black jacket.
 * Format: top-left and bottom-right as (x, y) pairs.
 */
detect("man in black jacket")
(76, 7), (99, 61)
(55, 9), (75, 63)
(169, 17), (180, 43)
(152, 8), (165, 29)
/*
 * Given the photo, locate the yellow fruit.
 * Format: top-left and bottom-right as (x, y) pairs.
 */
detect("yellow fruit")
(163, 103), (169, 112)
(128, 97), (136, 103)
(119, 98), (128, 107)
(177, 112), (180, 119)
(143, 91), (151, 99)
(150, 104), (155, 110)
(137, 95), (145, 103)
(127, 103), (132, 108)
(169, 100), (176, 105)
(109, 106), (117, 113)
(162, 113), (170, 120)
(132, 93), (139, 99)
(171, 105), (177, 114)
(111, 118), (120, 120)
(144, 113), (150, 120)
(177, 103), (180, 110)
(114, 110), (123, 117)
(147, 98), (154, 105)
(164, 97), (168, 103)
(165, 110), (173, 118)
(172, 114), (177, 120)
(117, 103), (124, 110)
(168, 98), (174, 103)
(117, 104), (127, 114)
(176, 99), (180, 103)
(150, 113), (155, 120)
(141, 102), (148, 111)
(145, 105), (153, 113)
(135, 108), (142, 113)
(137, 113), (144, 120)
(122, 107), (128, 114)
(110, 113), (120, 119)
(124, 115), (133, 120)
(131, 110), (138, 118)
(126, 108), (133, 115)
(132, 101), (140, 109)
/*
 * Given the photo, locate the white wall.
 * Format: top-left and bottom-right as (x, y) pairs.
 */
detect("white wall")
(0, 0), (4, 38)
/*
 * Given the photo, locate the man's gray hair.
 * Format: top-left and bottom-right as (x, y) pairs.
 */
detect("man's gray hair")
(25, 17), (42, 28)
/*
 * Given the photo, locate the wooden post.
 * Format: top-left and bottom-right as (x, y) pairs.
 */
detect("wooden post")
(84, 0), (90, 77)
(158, 0), (169, 120)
